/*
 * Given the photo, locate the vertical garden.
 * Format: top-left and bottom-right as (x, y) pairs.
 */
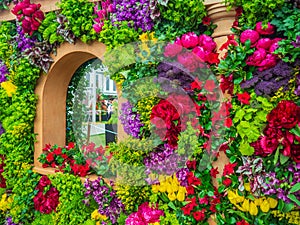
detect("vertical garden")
(0, 0), (300, 224)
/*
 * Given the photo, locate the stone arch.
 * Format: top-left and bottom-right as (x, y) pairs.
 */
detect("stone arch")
(34, 41), (106, 168)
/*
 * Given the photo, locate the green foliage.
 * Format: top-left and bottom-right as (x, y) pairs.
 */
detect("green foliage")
(32, 212), (55, 225)
(225, 0), (285, 26)
(177, 122), (200, 157)
(158, 0), (206, 32)
(39, 12), (64, 44)
(232, 94), (274, 155)
(0, 21), (15, 61)
(271, 4), (300, 63)
(115, 184), (151, 213)
(59, 0), (98, 43)
(49, 173), (92, 225)
(9, 164), (40, 224)
(98, 20), (139, 50)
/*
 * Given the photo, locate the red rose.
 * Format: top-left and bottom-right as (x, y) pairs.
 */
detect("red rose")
(220, 35), (238, 51)
(193, 209), (206, 221)
(222, 178), (232, 186)
(246, 48), (266, 67)
(181, 32), (199, 49)
(164, 43), (183, 57)
(202, 17), (211, 25)
(39, 175), (51, 187)
(267, 100), (300, 129)
(256, 38), (272, 50)
(255, 22), (275, 35)
(237, 92), (251, 104)
(240, 29), (260, 46)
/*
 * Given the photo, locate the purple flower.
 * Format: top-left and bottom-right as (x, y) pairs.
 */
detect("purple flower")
(292, 36), (300, 48)
(0, 122), (4, 136)
(0, 60), (8, 83)
(119, 101), (144, 138)
(15, 23), (36, 52)
(6, 217), (18, 225)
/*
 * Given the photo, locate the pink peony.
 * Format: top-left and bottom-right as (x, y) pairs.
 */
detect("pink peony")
(139, 203), (164, 223)
(198, 34), (216, 52)
(93, 23), (103, 33)
(246, 48), (266, 66)
(181, 32), (199, 49)
(174, 37), (182, 46)
(126, 212), (147, 225)
(269, 38), (283, 53)
(177, 52), (200, 72)
(164, 43), (183, 57)
(255, 22), (275, 35)
(256, 38), (272, 50)
(11, 0), (30, 15)
(240, 29), (260, 46)
(192, 46), (207, 62)
(258, 53), (278, 71)
(251, 136), (279, 156)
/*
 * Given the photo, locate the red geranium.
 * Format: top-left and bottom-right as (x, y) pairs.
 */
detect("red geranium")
(193, 209), (206, 221)
(237, 92), (251, 104)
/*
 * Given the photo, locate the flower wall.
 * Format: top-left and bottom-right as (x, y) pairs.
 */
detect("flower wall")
(0, 0), (299, 225)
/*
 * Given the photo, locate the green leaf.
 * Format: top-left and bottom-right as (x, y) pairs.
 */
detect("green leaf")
(168, 201), (177, 210)
(280, 153), (290, 165)
(273, 147), (280, 165)
(282, 202), (295, 213)
(287, 194), (300, 206)
(239, 141), (254, 156)
(290, 183), (300, 193)
(290, 125), (300, 137)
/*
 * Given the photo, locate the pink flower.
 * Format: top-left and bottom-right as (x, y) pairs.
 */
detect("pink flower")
(164, 43), (183, 57)
(255, 21), (275, 35)
(256, 38), (272, 50)
(192, 46), (207, 62)
(198, 34), (216, 52)
(251, 136), (279, 156)
(258, 53), (278, 71)
(93, 23), (103, 33)
(240, 29), (260, 46)
(269, 38), (283, 53)
(177, 52), (200, 72)
(181, 32), (199, 49)
(174, 37), (182, 46)
(126, 212), (146, 225)
(246, 48), (266, 66)
(11, 0), (30, 15)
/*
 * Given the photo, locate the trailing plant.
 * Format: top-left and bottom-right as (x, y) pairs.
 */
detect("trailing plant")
(59, 0), (98, 43)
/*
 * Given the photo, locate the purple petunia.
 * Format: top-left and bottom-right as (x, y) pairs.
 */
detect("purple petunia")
(15, 23), (36, 52)
(292, 36), (300, 48)
(6, 217), (18, 225)
(0, 60), (8, 83)
(0, 122), (4, 135)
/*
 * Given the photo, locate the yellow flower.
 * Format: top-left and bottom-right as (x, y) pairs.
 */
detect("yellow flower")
(1, 80), (17, 97)
(228, 190), (245, 205)
(267, 197), (278, 209)
(168, 191), (177, 201)
(241, 199), (250, 212)
(149, 32), (157, 43)
(158, 183), (167, 193)
(150, 223), (160, 225)
(152, 185), (159, 193)
(177, 187), (186, 202)
(139, 33), (149, 42)
(249, 201), (258, 216)
(91, 209), (107, 221)
(254, 197), (263, 206)
(260, 199), (270, 213)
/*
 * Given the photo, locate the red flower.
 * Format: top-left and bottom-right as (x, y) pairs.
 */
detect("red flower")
(240, 29), (260, 46)
(181, 199), (197, 215)
(209, 204), (217, 213)
(290, 144), (300, 163)
(187, 172), (201, 186)
(267, 100), (300, 129)
(186, 186), (195, 195)
(202, 17), (211, 25)
(204, 80), (216, 92)
(223, 162), (237, 176)
(53, 147), (62, 155)
(255, 22), (275, 35)
(46, 153), (54, 163)
(251, 136), (279, 156)
(219, 74), (234, 95)
(193, 209), (206, 221)
(237, 92), (251, 104)
(246, 48), (266, 67)
(210, 167), (219, 178)
(206, 52), (220, 64)
(224, 117), (232, 128)
(177, 52), (201, 72)
(237, 220), (250, 225)
(181, 32), (199, 49)
(71, 163), (90, 177)
(219, 35), (238, 51)
(235, 7), (243, 17)
(186, 160), (196, 170)
(66, 142), (75, 150)
(190, 78), (202, 90)
(199, 196), (209, 204)
(222, 178), (232, 186)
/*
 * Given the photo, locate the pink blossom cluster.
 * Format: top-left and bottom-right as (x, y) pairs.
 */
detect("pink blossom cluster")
(125, 202), (164, 225)
(241, 22), (282, 71)
(11, 0), (44, 36)
(164, 32), (219, 72)
(93, 0), (113, 33)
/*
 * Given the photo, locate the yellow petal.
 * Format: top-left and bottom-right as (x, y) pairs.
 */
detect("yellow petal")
(168, 192), (177, 201)
(267, 197), (278, 208)
(242, 199), (250, 212)
(166, 183), (173, 193)
(249, 202), (258, 216)
(152, 185), (159, 193)
(254, 198), (263, 206)
(158, 184), (167, 193)
(1, 81), (17, 97)
(244, 183), (251, 192)
(227, 190), (237, 204)
(177, 189), (185, 202)
(235, 190), (245, 203)
(260, 200), (270, 213)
